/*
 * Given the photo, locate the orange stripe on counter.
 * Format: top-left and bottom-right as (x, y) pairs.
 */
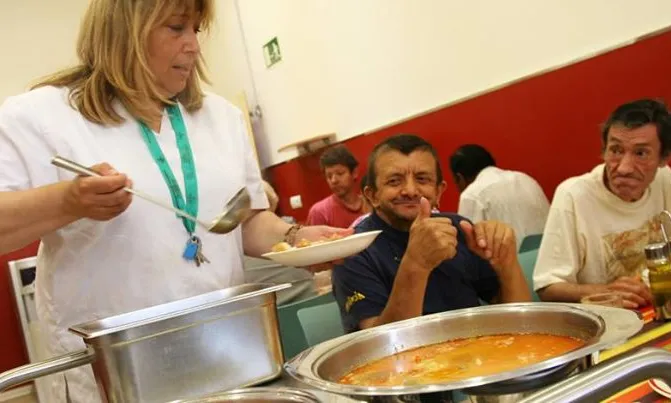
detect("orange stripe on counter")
(603, 380), (654, 402)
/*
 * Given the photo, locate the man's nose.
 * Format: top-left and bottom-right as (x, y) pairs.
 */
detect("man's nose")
(401, 179), (419, 196)
(616, 153), (636, 175)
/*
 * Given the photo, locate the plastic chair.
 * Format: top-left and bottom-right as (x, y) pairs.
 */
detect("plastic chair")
(276, 292), (335, 359)
(519, 234), (543, 253)
(297, 301), (345, 347)
(518, 248), (541, 302)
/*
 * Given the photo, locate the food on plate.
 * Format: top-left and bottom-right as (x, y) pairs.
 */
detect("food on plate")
(295, 238), (312, 248)
(270, 242), (293, 253)
(296, 232), (346, 248)
(271, 233), (346, 252)
(339, 333), (584, 386)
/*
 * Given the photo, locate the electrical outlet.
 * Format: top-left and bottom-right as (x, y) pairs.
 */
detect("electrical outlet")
(289, 195), (302, 209)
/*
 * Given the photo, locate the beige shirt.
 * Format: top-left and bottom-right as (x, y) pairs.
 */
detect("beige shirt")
(458, 166), (550, 249)
(533, 164), (671, 291)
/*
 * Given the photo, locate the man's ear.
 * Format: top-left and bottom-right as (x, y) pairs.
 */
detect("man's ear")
(364, 185), (378, 208)
(436, 180), (447, 207)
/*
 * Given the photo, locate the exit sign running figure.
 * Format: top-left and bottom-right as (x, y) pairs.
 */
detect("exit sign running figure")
(263, 37), (282, 68)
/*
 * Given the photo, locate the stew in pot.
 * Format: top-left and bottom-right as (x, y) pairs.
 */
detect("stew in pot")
(339, 333), (584, 387)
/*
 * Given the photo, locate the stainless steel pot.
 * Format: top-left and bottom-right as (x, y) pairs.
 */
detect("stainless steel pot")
(285, 303), (609, 401)
(0, 282), (290, 402)
(172, 387), (322, 403)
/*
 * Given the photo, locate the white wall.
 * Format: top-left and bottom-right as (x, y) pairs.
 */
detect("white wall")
(201, 1), (256, 105)
(3, 1), (671, 169)
(224, 0), (671, 167)
(204, 0), (338, 168)
(0, 0), (88, 102)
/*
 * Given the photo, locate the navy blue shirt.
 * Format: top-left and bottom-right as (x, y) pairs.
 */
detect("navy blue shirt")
(332, 212), (501, 333)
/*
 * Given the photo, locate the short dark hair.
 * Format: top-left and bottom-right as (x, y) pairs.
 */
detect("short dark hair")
(601, 99), (671, 157)
(367, 134), (443, 190)
(449, 144), (496, 180)
(319, 145), (358, 171)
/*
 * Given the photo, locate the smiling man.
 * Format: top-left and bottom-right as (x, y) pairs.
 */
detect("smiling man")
(332, 134), (531, 333)
(534, 99), (671, 309)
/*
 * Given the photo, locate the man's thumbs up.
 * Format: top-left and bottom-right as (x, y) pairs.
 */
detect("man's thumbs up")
(416, 196), (432, 221)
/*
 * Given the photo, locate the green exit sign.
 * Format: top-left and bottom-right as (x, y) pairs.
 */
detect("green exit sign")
(263, 37), (282, 68)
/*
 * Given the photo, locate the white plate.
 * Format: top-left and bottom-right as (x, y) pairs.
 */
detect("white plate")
(262, 230), (382, 267)
(566, 303), (644, 349)
(649, 378), (671, 398)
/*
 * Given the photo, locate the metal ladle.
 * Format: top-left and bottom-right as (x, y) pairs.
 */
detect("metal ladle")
(51, 155), (251, 234)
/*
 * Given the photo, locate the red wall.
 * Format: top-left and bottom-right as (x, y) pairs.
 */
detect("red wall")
(0, 243), (38, 372)
(269, 29), (671, 222)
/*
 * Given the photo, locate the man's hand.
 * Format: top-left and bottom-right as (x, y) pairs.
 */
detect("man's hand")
(460, 220), (517, 273)
(606, 276), (652, 309)
(403, 197), (458, 271)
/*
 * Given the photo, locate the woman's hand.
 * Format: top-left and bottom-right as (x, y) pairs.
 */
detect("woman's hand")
(63, 163), (133, 221)
(295, 225), (354, 272)
(294, 225), (353, 244)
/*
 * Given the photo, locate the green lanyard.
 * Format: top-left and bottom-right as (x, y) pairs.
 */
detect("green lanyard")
(138, 104), (198, 235)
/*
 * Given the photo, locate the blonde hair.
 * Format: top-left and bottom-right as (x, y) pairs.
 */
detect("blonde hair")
(32, 0), (214, 126)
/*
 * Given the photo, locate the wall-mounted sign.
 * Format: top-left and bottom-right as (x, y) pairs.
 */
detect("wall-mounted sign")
(263, 37), (282, 68)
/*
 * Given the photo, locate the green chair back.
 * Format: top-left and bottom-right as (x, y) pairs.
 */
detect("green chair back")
(277, 292), (335, 359)
(518, 248), (541, 302)
(297, 301), (344, 347)
(519, 234), (543, 253)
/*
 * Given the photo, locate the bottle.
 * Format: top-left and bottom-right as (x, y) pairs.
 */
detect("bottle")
(644, 242), (671, 321)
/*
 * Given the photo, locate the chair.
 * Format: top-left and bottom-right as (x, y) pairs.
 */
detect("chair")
(519, 234), (543, 253)
(297, 301), (344, 346)
(276, 292), (335, 359)
(518, 248), (541, 302)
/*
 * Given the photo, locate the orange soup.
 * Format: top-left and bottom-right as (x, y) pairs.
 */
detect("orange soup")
(339, 333), (584, 386)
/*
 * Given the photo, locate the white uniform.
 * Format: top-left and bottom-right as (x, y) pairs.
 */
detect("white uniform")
(458, 166), (550, 250)
(0, 86), (268, 402)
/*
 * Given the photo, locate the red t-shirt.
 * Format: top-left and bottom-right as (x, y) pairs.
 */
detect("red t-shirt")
(306, 194), (362, 228)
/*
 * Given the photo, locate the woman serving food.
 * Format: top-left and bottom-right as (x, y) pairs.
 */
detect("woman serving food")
(0, 0), (349, 401)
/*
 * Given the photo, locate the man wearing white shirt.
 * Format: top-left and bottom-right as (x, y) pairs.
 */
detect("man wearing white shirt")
(449, 144), (549, 250)
(534, 99), (671, 309)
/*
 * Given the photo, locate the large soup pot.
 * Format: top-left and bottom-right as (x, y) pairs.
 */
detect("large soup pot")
(285, 303), (613, 402)
(0, 283), (290, 403)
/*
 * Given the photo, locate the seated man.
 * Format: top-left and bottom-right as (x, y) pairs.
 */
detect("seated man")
(332, 134), (531, 332)
(449, 144), (550, 250)
(306, 145), (365, 228)
(534, 99), (671, 309)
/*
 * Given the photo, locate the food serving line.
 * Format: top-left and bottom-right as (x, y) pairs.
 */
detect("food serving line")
(0, 280), (668, 403)
(0, 225), (670, 402)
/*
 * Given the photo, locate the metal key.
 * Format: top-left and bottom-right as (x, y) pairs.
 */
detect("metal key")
(195, 237), (210, 267)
